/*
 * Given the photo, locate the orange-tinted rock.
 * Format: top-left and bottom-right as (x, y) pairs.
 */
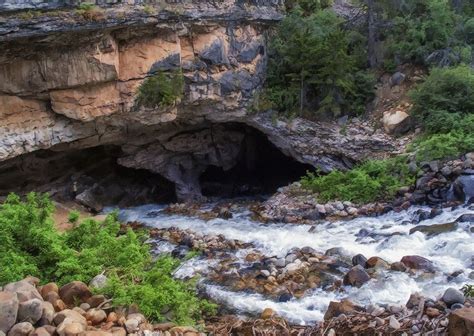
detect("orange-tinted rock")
(59, 281), (92, 305)
(448, 307), (474, 336)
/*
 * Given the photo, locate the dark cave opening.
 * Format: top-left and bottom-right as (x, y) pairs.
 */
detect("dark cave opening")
(0, 146), (176, 210)
(0, 123), (313, 207)
(199, 124), (313, 198)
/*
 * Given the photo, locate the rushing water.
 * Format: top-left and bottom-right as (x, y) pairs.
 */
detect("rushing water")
(117, 203), (474, 325)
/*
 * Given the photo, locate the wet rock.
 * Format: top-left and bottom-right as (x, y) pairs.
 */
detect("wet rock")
(452, 303), (464, 310)
(0, 291), (18, 333)
(390, 261), (408, 272)
(7, 323), (34, 336)
(456, 214), (474, 223)
(278, 293), (292, 303)
(401, 255), (436, 272)
(352, 254), (367, 267)
(388, 315), (400, 330)
(59, 281), (92, 305)
(409, 222), (457, 236)
(261, 308), (275, 319)
(365, 256), (390, 269)
(448, 307), (474, 335)
(324, 299), (358, 320)
(343, 265), (370, 287)
(441, 288), (465, 307)
(390, 72), (406, 86)
(17, 298), (43, 325)
(453, 175), (474, 202)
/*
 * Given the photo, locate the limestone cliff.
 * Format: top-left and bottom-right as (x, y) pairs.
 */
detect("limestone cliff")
(0, 0), (400, 201)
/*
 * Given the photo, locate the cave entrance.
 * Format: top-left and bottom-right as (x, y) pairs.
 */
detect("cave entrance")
(199, 124), (313, 198)
(0, 146), (176, 210)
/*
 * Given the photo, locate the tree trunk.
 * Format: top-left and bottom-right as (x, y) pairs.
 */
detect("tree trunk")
(366, 0), (377, 68)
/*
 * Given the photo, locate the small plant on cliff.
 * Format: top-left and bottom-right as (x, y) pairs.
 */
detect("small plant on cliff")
(136, 70), (184, 109)
(301, 157), (415, 203)
(75, 2), (105, 21)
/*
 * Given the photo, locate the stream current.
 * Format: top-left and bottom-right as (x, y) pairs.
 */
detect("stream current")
(117, 203), (474, 325)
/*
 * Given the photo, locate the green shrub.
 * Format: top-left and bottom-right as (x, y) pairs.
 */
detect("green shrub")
(409, 65), (474, 137)
(136, 70), (184, 108)
(383, 0), (462, 66)
(411, 131), (474, 162)
(68, 210), (80, 224)
(301, 157), (415, 203)
(0, 193), (215, 324)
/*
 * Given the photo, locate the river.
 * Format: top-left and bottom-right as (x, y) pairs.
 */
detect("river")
(117, 202), (474, 325)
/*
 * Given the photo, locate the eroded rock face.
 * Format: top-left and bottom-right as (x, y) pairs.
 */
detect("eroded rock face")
(0, 2), (401, 200)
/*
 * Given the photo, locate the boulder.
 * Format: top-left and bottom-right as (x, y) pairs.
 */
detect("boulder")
(261, 308), (275, 319)
(30, 328), (51, 336)
(441, 288), (465, 307)
(89, 275), (107, 290)
(401, 255), (436, 272)
(7, 323), (34, 336)
(17, 299), (43, 325)
(53, 309), (87, 327)
(324, 299), (358, 320)
(382, 110), (411, 135)
(40, 283), (58, 300)
(343, 265), (370, 287)
(59, 282), (92, 305)
(38, 301), (54, 325)
(448, 307), (474, 336)
(86, 295), (106, 308)
(56, 321), (85, 336)
(365, 256), (390, 269)
(85, 309), (107, 325)
(453, 175), (474, 202)
(409, 222), (458, 236)
(352, 254), (367, 267)
(4, 281), (42, 303)
(456, 214), (474, 223)
(0, 291), (18, 333)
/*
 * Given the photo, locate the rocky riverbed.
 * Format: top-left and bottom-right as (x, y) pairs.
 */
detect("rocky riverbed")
(115, 197), (474, 335)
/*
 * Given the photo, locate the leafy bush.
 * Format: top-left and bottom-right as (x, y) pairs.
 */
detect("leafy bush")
(136, 70), (184, 108)
(411, 131), (474, 162)
(68, 210), (80, 224)
(0, 193), (215, 324)
(382, 0), (465, 66)
(301, 157), (415, 203)
(410, 65), (474, 129)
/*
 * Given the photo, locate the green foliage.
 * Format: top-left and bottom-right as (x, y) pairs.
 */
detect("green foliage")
(0, 193), (215, 324)
(77, 2), (96, 11)
(463, 284), (474, 297)
(410, 131), (474, 162)
(265, 9), (374, 119)
(381, 0), (472, 66)
(407, 65), (474, 161)
(410, 65), (474, 129)
(68, 210), (80, 224)
(301, 157), (415, 203)
(136, 70), (184, 109)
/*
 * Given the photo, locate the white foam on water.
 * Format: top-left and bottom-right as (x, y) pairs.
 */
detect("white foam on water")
(118, 204), (474, 324)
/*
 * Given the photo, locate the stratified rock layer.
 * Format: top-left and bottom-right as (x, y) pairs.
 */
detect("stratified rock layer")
(0, 1), (400, 200)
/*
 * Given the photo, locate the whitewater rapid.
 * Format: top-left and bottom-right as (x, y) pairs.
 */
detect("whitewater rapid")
(118, 204), (474, 325)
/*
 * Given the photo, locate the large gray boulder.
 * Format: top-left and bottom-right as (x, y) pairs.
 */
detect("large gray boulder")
(17, 299), (43, 325)
(0, 291), (18, 333)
